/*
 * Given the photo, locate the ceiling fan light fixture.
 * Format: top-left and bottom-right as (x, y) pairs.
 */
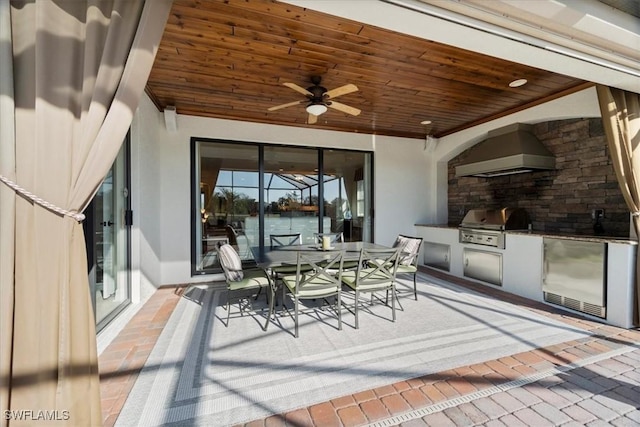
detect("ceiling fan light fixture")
(306, 103), (327, 116)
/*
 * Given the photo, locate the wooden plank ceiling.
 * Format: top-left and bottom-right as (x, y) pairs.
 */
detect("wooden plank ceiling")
(145, 0), (591, 139)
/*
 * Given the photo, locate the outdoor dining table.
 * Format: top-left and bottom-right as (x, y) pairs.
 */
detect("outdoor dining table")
(249, 241), (391, 311)
(250, 241), (390, 270)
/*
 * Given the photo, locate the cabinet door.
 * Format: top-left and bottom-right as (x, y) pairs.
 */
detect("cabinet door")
(543, 238), (605, 306)
(423, 242), (450, 271)
(463, 248), (502, 286)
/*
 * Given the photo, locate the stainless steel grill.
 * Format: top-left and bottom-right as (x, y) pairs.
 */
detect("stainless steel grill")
(458, 207), (529, 249)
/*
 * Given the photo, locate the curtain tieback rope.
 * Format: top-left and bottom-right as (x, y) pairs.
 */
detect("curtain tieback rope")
(632, 212), (640, 217)
(0, 174), (85, 222)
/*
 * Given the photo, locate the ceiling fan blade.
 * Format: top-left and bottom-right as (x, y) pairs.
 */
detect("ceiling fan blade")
(283, 82), (313, 96)
(308, 114), (318, 124)
(324, 83), (358, 99)
(267, 100), (303, 112)
(328, 101), (361, 116)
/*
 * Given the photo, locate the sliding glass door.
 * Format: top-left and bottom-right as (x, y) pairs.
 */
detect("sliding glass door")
(85, 139), (131, 331)
(263, 146), (320, 246)
(194, 142), (259, 272)
(192, 139), (373, 275)
(322, 149), (371, 242)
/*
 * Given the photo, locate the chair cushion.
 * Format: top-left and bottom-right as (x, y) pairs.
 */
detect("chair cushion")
(367, 258), (402, 272)
(340, 260), (361, 270)
(396, 264), (417, 274)
(272, 263), (314, 275)
(272, 264), (298, 273)
(341, 269), (393, 291)
(282, 274), (339, 297)
(218, 244), (243, 281)
(227, 268), (270, 291)
(341, 271), (358, 288)
(393, 236), (421, 265)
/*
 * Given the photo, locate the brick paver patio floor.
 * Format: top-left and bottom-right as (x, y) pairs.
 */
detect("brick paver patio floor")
(99, 268), (640, 427)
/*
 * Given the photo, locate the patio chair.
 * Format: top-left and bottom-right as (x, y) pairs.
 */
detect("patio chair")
(368, 235), (423, 302)
(281, 250), (345, 338)
(313, 232), (344, 245)
(227, 224), (253, 260)
(392, 235), (423, 300)
(270, 233), (302, 249)
(218, 243), (274, 331)
(313, 232), (360, 271)
(342, 247), (401, 329)
(269, 232), (311, 277)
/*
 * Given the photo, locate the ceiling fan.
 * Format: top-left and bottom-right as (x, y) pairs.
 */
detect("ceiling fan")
(268, 76), (361, 124)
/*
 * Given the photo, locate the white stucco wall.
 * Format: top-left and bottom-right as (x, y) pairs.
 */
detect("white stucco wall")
(99, 96), (167, 352)
(373, 135), (431, 244)
(101, 88), (617, 351)
(433, 87), (602, 163)
(430, 87), (603, 223)
(126, 1), (637, 288)
(129, 86), (603, 288)
(130, 94), (430, 287)
(100, 0), (640, 347)
(130, 95), (164, 303)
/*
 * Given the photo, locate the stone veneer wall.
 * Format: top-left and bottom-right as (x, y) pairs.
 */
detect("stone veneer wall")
(448, 118), (630, 237)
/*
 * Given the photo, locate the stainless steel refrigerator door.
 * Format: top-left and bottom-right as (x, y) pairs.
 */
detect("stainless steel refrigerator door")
(542, 238), (606, 306)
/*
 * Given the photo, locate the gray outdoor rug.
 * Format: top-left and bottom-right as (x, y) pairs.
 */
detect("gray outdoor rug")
(116, 273), (591, 426)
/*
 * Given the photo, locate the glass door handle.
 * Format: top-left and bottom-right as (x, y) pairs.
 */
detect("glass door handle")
(101, 221), (114, 226)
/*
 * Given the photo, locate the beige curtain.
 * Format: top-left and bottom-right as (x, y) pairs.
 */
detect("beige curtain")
(344, 166), (357, 218)
(596, 85), (640, 327)
(0, 1), (17, 423)
(0, 1), (172, 426)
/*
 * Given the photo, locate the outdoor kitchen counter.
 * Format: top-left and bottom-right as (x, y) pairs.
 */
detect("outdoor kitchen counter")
(414, 224), (637, 329)
(414, 223), (455, 229)
(414, 224), (638, 244)
(507, 230), (638, 245)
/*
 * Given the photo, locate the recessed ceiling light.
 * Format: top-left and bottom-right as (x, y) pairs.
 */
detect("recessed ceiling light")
(509, 79), (528, 88)
(420, 120), (432, 125)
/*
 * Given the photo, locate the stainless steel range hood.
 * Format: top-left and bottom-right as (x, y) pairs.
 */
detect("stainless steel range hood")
(455, 123), (555, 178)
